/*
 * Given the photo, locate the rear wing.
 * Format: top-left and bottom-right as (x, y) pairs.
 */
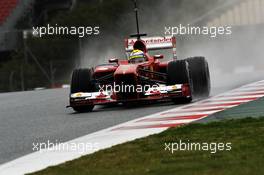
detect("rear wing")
(125, 36), (177, 59)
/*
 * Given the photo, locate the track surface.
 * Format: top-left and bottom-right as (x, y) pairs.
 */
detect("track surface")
(0, 76), (261, 165)
(0, 89), (189, 165)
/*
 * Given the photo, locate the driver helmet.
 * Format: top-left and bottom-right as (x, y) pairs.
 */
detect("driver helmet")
(128, 49), (145, 63)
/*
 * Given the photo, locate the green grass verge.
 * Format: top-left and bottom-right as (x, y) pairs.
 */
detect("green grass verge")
(30, 117), (264, 175)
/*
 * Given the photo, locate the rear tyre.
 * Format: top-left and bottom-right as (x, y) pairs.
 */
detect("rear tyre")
(186, 57), (210, 99)
(70, 68), (96, 112)
(167, 60), (192, 103)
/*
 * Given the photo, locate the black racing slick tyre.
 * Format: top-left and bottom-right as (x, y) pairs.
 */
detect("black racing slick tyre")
(167, 60), (192, 103)
(186, 57), (211, 99)
(70, 68), (96, 112)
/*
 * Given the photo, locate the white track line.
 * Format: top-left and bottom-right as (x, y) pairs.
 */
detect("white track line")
(1, 80), (264, 175)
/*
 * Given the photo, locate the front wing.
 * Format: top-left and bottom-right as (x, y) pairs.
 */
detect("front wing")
(69, 84), (191, 107)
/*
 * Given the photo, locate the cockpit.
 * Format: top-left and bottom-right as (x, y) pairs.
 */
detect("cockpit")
(128, 49), (146, 63)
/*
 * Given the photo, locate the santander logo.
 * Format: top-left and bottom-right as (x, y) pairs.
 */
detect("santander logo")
(128, 37), (173, 46)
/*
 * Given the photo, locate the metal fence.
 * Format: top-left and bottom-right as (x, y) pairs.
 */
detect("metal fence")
(0, 0), (35, 52)
(207, 0), (264, 27)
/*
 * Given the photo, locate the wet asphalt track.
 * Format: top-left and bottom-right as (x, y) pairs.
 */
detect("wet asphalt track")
(0, 88), (191, 165)
(0, 77), (260, 165)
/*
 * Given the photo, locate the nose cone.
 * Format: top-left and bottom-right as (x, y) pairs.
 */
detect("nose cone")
(114, 64), (139, 100)
(114, 65), (138, 75)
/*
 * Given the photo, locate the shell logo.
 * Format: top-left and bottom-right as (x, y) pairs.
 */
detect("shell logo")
(172, 85), (177, 90)
(75, 93), (82, 97)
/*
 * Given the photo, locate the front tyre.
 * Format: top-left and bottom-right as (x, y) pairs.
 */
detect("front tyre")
(72, 106), (94, 113)
(70, 68), (96, 112)
(167, 60), (192, 103)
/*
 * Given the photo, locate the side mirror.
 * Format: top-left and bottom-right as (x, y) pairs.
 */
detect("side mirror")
(154, 55), (164, 59)
(109, 58), (119, 63)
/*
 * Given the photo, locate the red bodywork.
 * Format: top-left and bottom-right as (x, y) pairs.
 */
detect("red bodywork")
(70, 38), (191, 107)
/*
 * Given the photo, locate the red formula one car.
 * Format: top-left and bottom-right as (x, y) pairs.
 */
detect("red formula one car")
(69, 35), (210, 112)
(68, 2), (210, 112)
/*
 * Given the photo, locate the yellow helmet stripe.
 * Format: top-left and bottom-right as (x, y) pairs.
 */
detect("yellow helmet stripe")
(129, 55), (143, 60)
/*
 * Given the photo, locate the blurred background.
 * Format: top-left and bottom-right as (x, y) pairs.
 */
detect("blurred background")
(0, 0), (263, 92)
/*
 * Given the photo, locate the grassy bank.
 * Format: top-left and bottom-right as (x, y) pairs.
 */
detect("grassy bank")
(30, 117), (264, 175)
